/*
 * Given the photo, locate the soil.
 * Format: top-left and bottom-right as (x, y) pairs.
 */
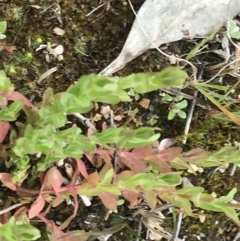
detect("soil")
(1, 1), (240, 241)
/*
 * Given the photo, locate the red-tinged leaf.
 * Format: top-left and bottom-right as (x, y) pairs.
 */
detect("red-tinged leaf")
(14, 206), (27, 217)
(145, 155), (172, 173)
(99, 191), (117, 210)
(85, 148), (112, 165)
(41, 167), (63, 193)
(157, 147), (182, 161)
(0, 173), (17, 190)
(46, 219), (70, 241)
(141, 189), (157, 210)
(101, 121), (108, 130)
(121, 188), (139, 208)
(37, 214), (79, 241)
(99, 164), (114, 182)
(0, 94), (8, 108)
(118, 151), (147, 173)
(131, 145), (153, 157)
(93, 148), (113, 167)
(180, 148), (211, 164)
(0, 121), (10, 143)
(116, 170), (135, 182)
(9, 91), (33, 107)
(37, 214), (90, 241)
(84, 171), (99, 186)
(76, 159), (88, 179)
(52, 195), (64, 207)
(0, 199), (11, 224)
(28, 194), (45, 218)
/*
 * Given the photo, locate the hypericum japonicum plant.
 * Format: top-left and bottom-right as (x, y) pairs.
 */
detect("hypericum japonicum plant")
(1, 68), (240, 241)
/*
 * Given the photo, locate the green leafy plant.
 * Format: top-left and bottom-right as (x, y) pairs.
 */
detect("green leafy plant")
(160, 93), (188, 120)
(228, 20), (240, 39)
(221, 20), (240, 50)
(1, 67), (240, 240)
(168, 98), (188, 120)
(0, 216), (40, 241)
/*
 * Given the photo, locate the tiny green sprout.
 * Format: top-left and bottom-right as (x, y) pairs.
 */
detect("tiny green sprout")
(168, 99), (188, 120)
(25, 52), (33, 59)
(0, 21), (7, 39)
(117, 199), (125, 206)
(228, 20), (240, 39)
(35, 37), (43, 44)
(148, 116), (158, 126)
(8, 66), (17, 74)
(47, 42), (52, 51)
(222, 20), (240, 47)
(161, 93), (173, 102)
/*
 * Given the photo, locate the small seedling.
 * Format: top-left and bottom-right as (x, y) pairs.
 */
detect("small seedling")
(0, 21), (7, 39)
(160, 93), (188, 120)
(168, 98), (188, 120)
(228, 20), (240, 39)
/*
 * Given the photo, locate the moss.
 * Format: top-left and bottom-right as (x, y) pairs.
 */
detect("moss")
(6, 4), (23, 22)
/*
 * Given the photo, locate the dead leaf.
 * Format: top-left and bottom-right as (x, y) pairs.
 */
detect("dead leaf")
(93, 113), (102, 121)
(51, 45), (64, 56)
(53, 27), (65, 35)
(114, 115), (123, 121)
(149, 231), (163, 240)
(4, 45), (16, 52)
(99, 0), (240, 75)
(100, 105), (111, 118)
(28, 194), (45, 218)
(139, 98), (150, 109)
